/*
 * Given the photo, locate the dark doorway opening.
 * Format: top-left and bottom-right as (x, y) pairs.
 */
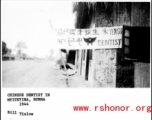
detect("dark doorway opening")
(85, 49), (92, 81)
(67, 50), (76, 65)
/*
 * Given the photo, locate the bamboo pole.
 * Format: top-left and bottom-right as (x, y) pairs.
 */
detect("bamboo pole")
(49, 20), (69, 87)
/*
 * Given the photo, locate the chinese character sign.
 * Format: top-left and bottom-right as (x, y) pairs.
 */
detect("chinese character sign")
(54, 26), (122, 49)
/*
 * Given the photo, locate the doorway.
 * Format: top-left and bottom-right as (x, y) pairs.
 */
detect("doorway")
(85, 49), (92, 81)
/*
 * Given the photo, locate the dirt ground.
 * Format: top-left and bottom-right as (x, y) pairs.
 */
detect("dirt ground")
(2, 60), (88, 88)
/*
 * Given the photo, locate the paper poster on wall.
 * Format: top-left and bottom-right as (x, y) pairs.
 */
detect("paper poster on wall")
(54, 26), (122, 49)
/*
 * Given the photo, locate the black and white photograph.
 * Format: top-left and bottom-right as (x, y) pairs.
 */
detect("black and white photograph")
(1, 1), (151, 120)
(2, 1), (150, 88)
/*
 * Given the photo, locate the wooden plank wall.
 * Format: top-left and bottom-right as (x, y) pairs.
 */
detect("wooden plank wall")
(134, 62), (150, 88)
(95, 2), (150, 27)
(95, 2), (150, 87)
(131, 3), (150, 26)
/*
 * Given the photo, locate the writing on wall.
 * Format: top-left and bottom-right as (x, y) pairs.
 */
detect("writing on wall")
(94, 49), (116, 87)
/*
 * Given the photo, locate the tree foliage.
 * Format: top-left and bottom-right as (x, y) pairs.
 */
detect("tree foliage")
(16, 41), (27, 55)
(2, 41), (8, 55)
(7, 49), (12, 55)
(16, 41), (27, 49)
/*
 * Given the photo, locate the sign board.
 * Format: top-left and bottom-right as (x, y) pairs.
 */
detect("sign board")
(54, 26), (122, 49)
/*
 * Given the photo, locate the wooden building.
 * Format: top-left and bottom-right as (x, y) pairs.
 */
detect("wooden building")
(2, 54), (16, 61)
(72, 2), (150, 88)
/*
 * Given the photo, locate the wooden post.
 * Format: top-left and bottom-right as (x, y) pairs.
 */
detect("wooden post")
(88, 49), (95, 87)
(49, 20), (69, 87)
(60, 50), (69, 87)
